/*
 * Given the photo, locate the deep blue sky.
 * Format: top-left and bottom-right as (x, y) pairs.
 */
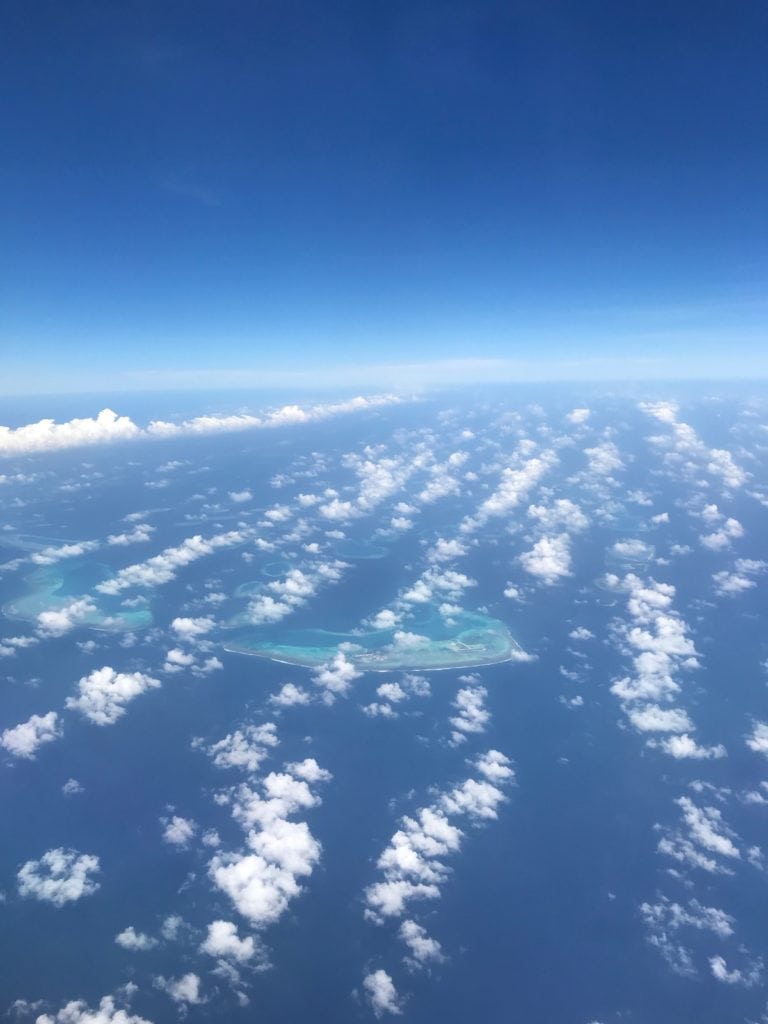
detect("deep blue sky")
(1, 0), (766, 391)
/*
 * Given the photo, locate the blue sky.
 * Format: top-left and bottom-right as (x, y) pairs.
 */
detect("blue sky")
(1, 0), (766, 392)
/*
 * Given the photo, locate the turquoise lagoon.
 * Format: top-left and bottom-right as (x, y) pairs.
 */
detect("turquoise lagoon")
(3, 562), (152, 632)
(224, 606), (522, 672)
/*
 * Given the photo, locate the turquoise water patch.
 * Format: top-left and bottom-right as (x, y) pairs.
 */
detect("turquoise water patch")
(3, 562), (152, 632)
(224, 605), (522, 672)
(332, 538), (388, 560)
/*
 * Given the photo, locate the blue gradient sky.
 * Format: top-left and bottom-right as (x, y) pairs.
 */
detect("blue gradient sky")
(1, 0), (766, 391)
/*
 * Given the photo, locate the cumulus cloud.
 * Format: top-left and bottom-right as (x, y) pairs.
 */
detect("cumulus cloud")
(657, 796), (741, 874)
(35, 994), (151, 1024)
(17, 848), (100, 906)
(153, 973), (204, 1006)
(65, 667), (161, 725)
(448, 686), (489, 745)
(363, 970), (403, 1017)
(162, 816), (197, 848)
(1, 711), (61, 759)
(269, 683), (311, 707)
(364, 751), (513, 924)
(399, 919), (445, 968)
(36, 598), (97, 637)
(115, 926), (158, 951)
(0, 396), (402, 457)
(519, 533), (571, 584)
(97, 531), (248, 595)
(200, 920), (259, 963)
(746, 722), (768, 756)
(209, 758), (332, 929)
(200, 723), (278, 773)
(312, 651), (362, 702)
(171, 616), (215, 639)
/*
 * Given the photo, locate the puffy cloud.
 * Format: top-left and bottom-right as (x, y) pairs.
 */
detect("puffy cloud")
(200, 920), (258, 963)
(107, 523), (154, 546)
(97, 531), (248, 595)
(448, 686), (489, 745)
(66, 667), (161, 725)
(700, 518), (744, 551)
(171, 616), (215, 639)
(17, 848), (100, 906)
(209, 758), (331, 929)
(0, 409), (141, 456)
(31, 541), (99, 566)
(115, 927), (158, 951)
(1, 711), (61, 759)
(428, 538), (467, 563)
(364, 751), (512, 924)
(399, 919), (444, 967)
(519, 533), (571, 584)
(566, 408), (590, 424)
(201, 723), (278, 773)
(463, 452), (556, 531)
(627, 705), (693, 734)
(657, 796), (740, 874)
(162, 816), (196, 848)
(709, 955), (762, 987)
(584, 442), (623, 475)
(228, 490), (253, 503)
(652, 734), (727, 759)
(0, 396), (402, 457)
(269, 683), (311, 707)
(569, 627), (594, 640)
(528, 499), (588, 532)
(746, 722), (768, 756)
(312, 651), (362, 702)
(37, 598), (97, 637)
(363, 970), (403, 1017)
(153, 974), (203, 1006)
(34, 994), (151, 1024)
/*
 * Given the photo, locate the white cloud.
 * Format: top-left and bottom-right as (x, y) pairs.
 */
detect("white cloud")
(201, 723), (278, 773)
(528, 499), (588, 532)
(97, 530), (248, 595)
(162, 815), (197, 848)
(200, 920), (258, 963)
(31, 541), (100, 566)
(1, 711), (61, 759)
(399, 919), (445, 967)
(519, 533), (571, 584)
(65, 667), (161, 725)
(709, 955), (762, 987)
(115, 926), (158, 951)
(566, 408), (590, 424)
(448, 686), (489, 745)
(37, 598), (97, 637)
(364, 751), (512, 924)
(652, 734), (727, 760)
(0, 396), (402, 457)
(17, 848), (100, 906)
(627, 705), (693, 734)
(107, 523), (155, 546)
(209, 758), (331, 929)
(363, 970), (403, 1018)
(171, 616), (215, 639)
(269, 683), (311, 707)
(153, 973), (203, 1006)
(34, 994), (151, 1024)
(312, 651), (362, 702)
(229, 490), (253, 503)
(746, 722), (768, 756)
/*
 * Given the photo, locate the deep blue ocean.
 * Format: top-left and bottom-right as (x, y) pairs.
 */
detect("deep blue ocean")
(1, 387), (767, 1023)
